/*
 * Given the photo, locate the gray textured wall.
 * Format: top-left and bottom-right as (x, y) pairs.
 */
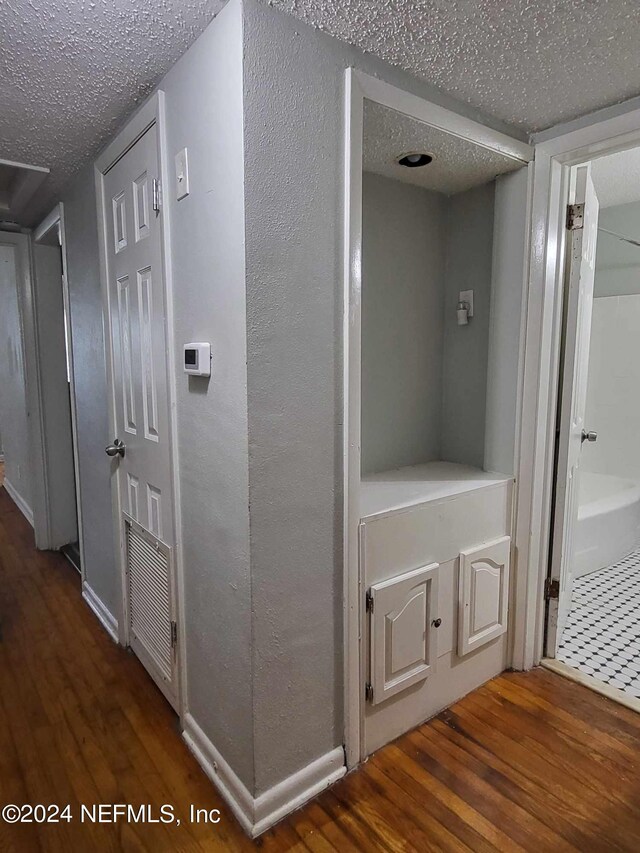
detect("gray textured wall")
(161, 0), (254, 788)
(361, 172), (445, 474)
(484, 167), (530, 476)
(241, 0), (523, 794)
(0, 237), (32, 510)
(60, 0), (253, 787)
(441, 182), (495, 468)
(31, 242), (78, 548)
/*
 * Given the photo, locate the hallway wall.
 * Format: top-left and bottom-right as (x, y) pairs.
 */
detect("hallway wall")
(53, 0), (527, 806)
(0, 235), (33, 518)
(58, 0), (254, 790)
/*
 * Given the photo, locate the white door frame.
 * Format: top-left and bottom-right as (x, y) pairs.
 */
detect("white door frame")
(514, 103), (640, 670)
(94, 90), (187, 719)
(33, 203), (85, 574)
(342, 67), (534, 768)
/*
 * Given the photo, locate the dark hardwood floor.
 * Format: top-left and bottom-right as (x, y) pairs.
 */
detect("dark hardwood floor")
(1, 480), (640, 851)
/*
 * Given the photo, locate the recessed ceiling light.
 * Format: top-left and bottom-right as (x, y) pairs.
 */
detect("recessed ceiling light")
(397, 152), (433, 168)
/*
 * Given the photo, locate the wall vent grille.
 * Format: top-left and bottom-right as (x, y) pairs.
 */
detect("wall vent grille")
(125, 518), (173, 681)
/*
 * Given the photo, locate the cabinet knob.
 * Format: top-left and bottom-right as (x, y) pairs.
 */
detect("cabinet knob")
(432, 618), (442, 628)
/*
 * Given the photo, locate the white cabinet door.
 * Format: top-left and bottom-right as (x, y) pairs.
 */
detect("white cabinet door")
(369, 563), (439, 705)
(458, 536), (510, 656)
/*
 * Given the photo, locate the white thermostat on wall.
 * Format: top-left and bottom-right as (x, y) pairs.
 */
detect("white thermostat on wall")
(183, 342), (211, 377)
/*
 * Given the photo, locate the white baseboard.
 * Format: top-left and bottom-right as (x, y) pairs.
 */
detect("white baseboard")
(82, 581), (119, 643)
(182, 714), (346, 837)
(3, 478), (34, 527)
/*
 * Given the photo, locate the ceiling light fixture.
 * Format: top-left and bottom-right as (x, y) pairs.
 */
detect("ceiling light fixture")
(397, 152), (433, 168)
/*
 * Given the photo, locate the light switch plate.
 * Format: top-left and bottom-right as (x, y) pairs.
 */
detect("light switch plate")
(459, 289), (474, 318)
(175, 148), (189, 200)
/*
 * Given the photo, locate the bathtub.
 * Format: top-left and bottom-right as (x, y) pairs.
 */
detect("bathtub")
(573, 471), (640, 579)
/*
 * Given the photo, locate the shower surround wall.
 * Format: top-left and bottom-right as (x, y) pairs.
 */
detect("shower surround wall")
(361, 172), (495, 475)
(582, 201), (640, 483)
(583, 293), (640, 481)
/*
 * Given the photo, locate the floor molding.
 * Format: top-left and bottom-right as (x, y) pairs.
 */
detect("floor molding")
(3, 478), (34, 527)
(182, 714), (346, 837)
(82, 581), (119, 643)
(541, 657), (640, 714)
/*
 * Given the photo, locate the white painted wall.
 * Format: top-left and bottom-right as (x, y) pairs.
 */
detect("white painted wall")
(581, 202), (640, 486)
(361, 173), (446, 474)
(583, 294), (640, 482)
(594, 202), (640, 297)
(0, 236), (33, 515)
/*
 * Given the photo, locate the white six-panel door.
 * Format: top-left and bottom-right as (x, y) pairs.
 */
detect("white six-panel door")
(102, 125), (179, 709)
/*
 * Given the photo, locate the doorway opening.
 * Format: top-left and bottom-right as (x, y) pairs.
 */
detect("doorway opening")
(95, 92), (184, 716)
(33, 205), (83, 571)
(546, 146), (640, 704)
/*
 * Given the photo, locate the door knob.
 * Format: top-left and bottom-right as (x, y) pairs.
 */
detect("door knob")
(105, 439), (126, 458)
(581, 430), (598, 443)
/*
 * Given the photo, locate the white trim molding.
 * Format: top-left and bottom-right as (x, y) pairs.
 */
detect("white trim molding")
(517, 102), (640, 670)
(182, 714), (346, 837)
(82, 581), (119, 643)
(3, 478), (34, 526)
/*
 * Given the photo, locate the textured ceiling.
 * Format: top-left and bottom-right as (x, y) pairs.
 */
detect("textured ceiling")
(363, 101), (524, 195)
(591, 147), (640, 209)
(268, 0), (640, 134)
(0, 0), (225, 225)
(3, 0), (640, 225)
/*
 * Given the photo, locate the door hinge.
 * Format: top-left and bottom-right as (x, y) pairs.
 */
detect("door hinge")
(365, 589), (374, 613)
(566, 202), (584, 231)
(152, 178), (161, 213)
(170, 620), (178, 648)
(544, 578), (560, 600)
(365, 682), (373, 702)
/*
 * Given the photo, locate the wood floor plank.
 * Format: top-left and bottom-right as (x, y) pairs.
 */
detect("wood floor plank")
(4, 478), (640, 851)
(449, 697), (638, 848)
(464, 687), (640, 818)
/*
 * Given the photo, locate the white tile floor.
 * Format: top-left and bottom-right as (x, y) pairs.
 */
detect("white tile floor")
(557, 548), (640, 697)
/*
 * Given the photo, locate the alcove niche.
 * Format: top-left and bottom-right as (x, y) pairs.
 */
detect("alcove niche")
(360, 100), (529, 518)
